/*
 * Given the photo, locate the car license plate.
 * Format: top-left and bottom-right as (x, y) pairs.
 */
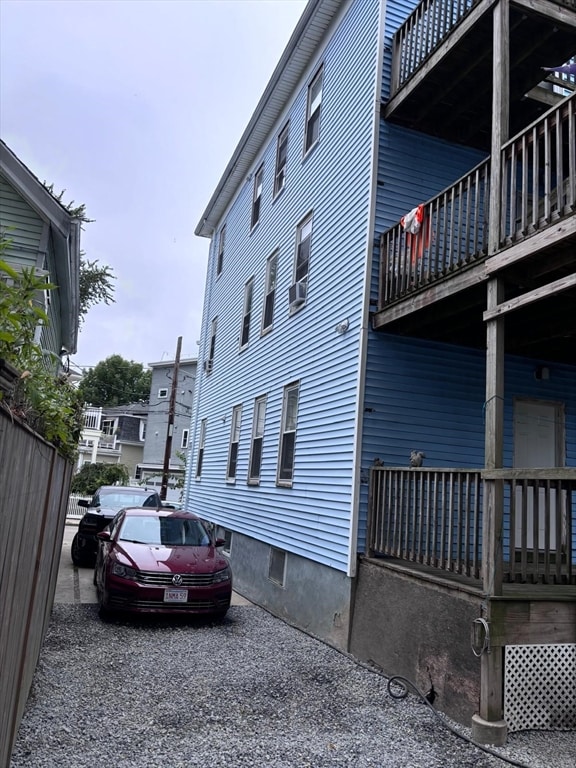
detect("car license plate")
(163, 589), (188, 603)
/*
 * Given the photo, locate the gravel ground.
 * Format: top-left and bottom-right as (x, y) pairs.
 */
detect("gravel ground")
(10, 603), (576, 768)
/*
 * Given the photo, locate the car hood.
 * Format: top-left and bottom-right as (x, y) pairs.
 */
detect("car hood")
(115, 543), (229, 574)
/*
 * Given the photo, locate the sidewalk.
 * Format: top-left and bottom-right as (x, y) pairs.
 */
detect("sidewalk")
(56, 521), (251, 606)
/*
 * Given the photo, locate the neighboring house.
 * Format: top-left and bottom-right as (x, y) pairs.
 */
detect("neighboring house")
(185, 0), (575, 743)
(77, 403), (148, 480)
(139, 358), (197, 499)
(0, 140), (81, 366)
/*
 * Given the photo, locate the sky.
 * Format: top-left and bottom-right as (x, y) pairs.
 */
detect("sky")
(0, 0), (307, 368)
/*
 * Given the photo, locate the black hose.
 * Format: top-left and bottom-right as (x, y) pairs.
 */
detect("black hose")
(386, 675), (535, 768)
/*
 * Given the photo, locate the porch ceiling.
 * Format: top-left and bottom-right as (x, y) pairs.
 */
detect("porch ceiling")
(383, 2), (576, 153)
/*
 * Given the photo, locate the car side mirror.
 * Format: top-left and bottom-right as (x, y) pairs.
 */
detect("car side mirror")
(97, 530), (111, 541)
(214, 537), (226, 547)
(78, 499), (89, 508)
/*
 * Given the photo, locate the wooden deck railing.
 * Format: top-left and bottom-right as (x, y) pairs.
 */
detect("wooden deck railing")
(500, 93), (576, 245)
(484, 469), (576, 586)
(379, 160), (489, 305)
(379, 95), (575, 306)
(391, 0), (475, 94)
(367, 467), (576, 587)
(367, 467), (483, 579)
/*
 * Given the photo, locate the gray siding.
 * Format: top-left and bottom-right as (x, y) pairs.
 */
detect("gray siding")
(187, 0), (382, 573)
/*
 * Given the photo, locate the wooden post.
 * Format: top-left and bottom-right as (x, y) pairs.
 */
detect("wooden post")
(477, 0), (510, 737)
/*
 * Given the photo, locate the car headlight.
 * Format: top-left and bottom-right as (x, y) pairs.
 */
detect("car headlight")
(213, 566), (231, 584)
(111, 563), (138, 580)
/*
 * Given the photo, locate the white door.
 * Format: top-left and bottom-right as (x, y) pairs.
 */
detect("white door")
(513, 400), (563, 549)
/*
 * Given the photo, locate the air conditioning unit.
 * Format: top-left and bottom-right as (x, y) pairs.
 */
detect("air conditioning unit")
(288, 280), (307, 308)
(203, 359), (213, 373)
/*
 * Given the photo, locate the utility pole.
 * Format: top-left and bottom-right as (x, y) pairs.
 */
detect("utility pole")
(160, 335), (182, 501)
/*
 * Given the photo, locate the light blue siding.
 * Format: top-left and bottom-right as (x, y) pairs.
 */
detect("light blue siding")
(187, 0), (382, 572)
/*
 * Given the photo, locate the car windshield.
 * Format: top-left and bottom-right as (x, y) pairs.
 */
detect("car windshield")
(95, 491), (158, 511)
(118, 516), (211, 546)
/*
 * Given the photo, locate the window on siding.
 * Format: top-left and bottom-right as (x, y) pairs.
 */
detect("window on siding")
(139, 421), (146, 441)
(251, 165), (263, 229)
(158, 388), (168, 399)
(181, 428), (189, 449)
(227, 405), (242, 482)
(274, 123), (289, 196)
(304, 66), (323, 154)
(206, 317), (217, 373)
(295, 214), (313, 283)
(216, 224), (226, 276)
(262, 251), (278, 333)
(277, 382), (299, 485)
(240, 278), (254, 349)
(101, 418), (115, 436)
(248, 395), (267, 485)
(196, 419), (206, 478)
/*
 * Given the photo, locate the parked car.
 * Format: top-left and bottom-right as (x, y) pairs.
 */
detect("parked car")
(94, 507), (232, 619)
(71, 486), (163, 567)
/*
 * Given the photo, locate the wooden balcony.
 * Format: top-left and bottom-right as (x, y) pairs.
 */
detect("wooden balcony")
(374, 94), (576, 365)
(384, 0), (576, 152)
(366, 467), (576, 590)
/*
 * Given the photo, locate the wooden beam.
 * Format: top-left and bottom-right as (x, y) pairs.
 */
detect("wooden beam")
(483, 273), (576, 321)
(372, 263), (487, 327)
(486, 216), (576, 272)
(513, 0), (576, 28)
(483, 468), (576, 480)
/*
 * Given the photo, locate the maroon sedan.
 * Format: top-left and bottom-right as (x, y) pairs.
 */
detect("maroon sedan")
(94, 508), (232, 619)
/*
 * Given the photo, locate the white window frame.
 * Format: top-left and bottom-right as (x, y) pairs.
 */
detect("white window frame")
(295, 214), (313, 283)
(101, 418), (115, 436)
(261, 251), (278, 334)
(251, 165), (263, 229)
(240, 278), (254, 349)
(195, 419), (206, 478)
(273, 122), (289, 197)
(227, 405), (242, 482)
(158, 388), (168, 399)
(216, 224), (226, 276)
(277, 382), (299, 486)
(248, 395), (267, 485)
(139, 420), (146, 441)
(181, 428), (189, 449)
(304, 66), (323, 154)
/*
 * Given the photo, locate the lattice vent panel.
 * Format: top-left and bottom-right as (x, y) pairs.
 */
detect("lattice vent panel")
(504, 644), (576, 732)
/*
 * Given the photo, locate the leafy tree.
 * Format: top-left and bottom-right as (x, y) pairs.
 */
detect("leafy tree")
(42, 182), (116, 325)
(70, 462), (130, 495)
(77, 355), (151, 406)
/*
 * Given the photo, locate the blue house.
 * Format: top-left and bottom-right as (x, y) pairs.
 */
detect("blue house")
(185, 0), (576, 741)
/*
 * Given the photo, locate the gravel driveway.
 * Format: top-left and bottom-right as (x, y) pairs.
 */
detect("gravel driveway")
(10, 603), (576, 768)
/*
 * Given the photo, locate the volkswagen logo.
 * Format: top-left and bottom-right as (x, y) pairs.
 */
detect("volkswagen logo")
(172, 574), (183, 586)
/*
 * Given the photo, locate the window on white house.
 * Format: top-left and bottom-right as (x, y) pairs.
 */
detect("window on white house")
(304, 66), (323, 154)
(217, 224), (226, 276)
(158, 388), (168, 399)
(240, 278), (254, 348)
(262, 251), (278, 333)
(206, 317), (217, 373)
(101, 418), (115, 436)
(227, 405), (242, 482)
(274, 123), (289, 196)
(295, 214), (313, 283)
(196, 419), (206, 478)
(248, 395), (267, 484)
(181, 428), (189, 449)
(251, 165), (263, 229)
(139, 420), (146, 441)
(277, 382), (299, 485)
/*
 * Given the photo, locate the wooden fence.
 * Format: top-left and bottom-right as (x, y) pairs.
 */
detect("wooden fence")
(0, 407), (73, 767)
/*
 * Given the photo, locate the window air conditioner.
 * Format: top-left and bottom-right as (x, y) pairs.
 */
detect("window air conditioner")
(203, 359), (213, 373)
(288, 280), (307, 308)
